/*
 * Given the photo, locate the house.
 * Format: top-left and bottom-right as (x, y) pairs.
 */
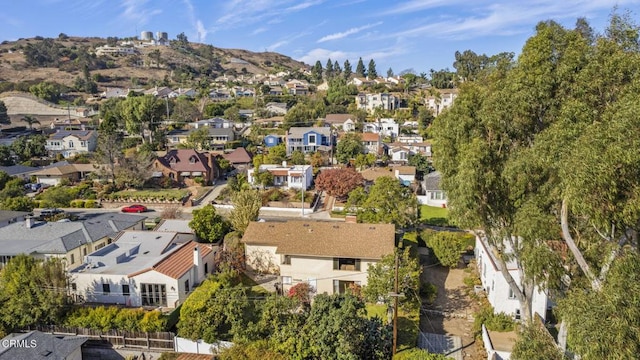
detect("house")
(144, 86), (173, 98)
(101, 87), (130, 99)
(45, 130), (98, 158)
(397, 135), (424, 144)
(387, 144), (414, 163)
(165, 129), (190, 148)
(49, 117), (97, 131)
(190, 118), (233, 129)
(360, 167), (394, 184)
(286, 127), (333, 155)
(475, 235), (551, 322)
(0, 330), (87, 360)
(207, 128), (236, 149)
(268, 86), (284, 96)
(153, 149), (219, 186)
(0, 164), (39, 181)
(324, 114), (357, 132)
(167, 128), (236, 150)
(154, 219), (195, 241)
(264, 134), (283, 148)
(422, 171), (447, 207)
(221, 147), (253, 171)
(242, 221), (395, 295)
(31, 163), (98, 186)
(0, 210), (28, 228)
(254, 116), (284, 128)
(168, 88), (197, 98)
(70, 231), (215, 308)
(265, 102), (288, 115)
(362, 118), (399, 139)
(426, 89), (458, 116)
(95, 45), (137, 56)
(355, 93), (398, 113)
(394, 166), (416, 186)
(247, 164), (313, 190)
(349, 77), (374, 87)
(285, 80), (309, 95)
(361, 132), (381, 155)
(0, 213), (145, 269)
(209, 89), (231, 100)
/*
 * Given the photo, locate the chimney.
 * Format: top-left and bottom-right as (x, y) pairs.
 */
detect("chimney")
(193, 246), (201, 268)
(345, 214), (357, 223)
(25, 216), (35, 229)
(282, 160), (287, 167)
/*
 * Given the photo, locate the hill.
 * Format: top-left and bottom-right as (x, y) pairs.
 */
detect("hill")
(0, 36), (308, 90)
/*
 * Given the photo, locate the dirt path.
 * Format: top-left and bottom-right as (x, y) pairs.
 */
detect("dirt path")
(421, 260), (485, 359)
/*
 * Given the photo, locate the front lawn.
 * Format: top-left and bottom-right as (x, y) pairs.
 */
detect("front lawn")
(419, 205), (450, 226)
(110, 188), (190, 201)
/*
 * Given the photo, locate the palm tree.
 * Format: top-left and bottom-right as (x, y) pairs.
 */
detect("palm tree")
(21, 115), (40, 130)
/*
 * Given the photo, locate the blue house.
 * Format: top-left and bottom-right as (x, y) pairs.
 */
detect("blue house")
(264, 134), (282, 148)
(286, 127), (333, 155)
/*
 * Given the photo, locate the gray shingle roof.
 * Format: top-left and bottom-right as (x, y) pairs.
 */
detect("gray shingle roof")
(423, 171), (442, 191)
(0, 331), (87, 360)
(287, 127), (331, 137)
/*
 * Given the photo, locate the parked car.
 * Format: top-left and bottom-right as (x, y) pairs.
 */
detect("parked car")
(121, 204), (148, 213)
(38, 208), (64, 220)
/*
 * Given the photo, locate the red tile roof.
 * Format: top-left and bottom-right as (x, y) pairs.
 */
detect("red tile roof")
(152, 241), (214, 279)
(361, 132), (380, 142)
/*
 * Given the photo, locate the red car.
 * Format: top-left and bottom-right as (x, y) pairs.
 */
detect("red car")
(121, 204), (148, 213)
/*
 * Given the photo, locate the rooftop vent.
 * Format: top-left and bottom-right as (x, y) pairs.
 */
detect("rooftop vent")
(369, 226), (375, 230)
(303, 224), (309, 227)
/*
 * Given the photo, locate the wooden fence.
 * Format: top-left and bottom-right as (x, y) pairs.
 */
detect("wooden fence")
(26, 325), (175, 351)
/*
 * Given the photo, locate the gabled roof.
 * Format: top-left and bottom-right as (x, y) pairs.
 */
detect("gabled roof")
(287, 127), (331, 137)
(157, 149), (211, 172)
(325, 114), (355, 124)
(152, 241), (214, 279)
(361, 132), (380, 142)
(48, 130), (96, 140)
(360, 167), (394, 182)
(242, 220), (395, 259)
(32, 164), (79, 176)
(0, 164), (38, 176)
(0, 331), (87, 360)
(395, 166), (416, 175)
(222, 147), (252, 164)
(423, 171), (442, 191)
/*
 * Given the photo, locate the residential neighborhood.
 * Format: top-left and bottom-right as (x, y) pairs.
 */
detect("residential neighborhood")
(0, 8), (635, 359)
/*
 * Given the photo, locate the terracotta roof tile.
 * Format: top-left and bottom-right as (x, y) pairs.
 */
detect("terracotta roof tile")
(361, 133), (380, 142)
(242, 221), (395, 259)
(222, 147), (253, 164)
(153, 241), (214, 279)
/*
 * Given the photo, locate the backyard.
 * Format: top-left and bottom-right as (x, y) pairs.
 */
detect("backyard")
(420, 205), (451, 226)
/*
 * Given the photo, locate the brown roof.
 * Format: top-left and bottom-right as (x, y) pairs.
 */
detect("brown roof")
(361, 132), (380, 142)
(269, 169), (289, 176)
(222, 147), (252, 164)
(395, 166), (416, 175)
(325, 114), (355, 124)
(360, 167), (394, 182)
(242, 220), (395, 259)
(156, 149), (211, 173)
(176, 354), (215, 360)
(32, 164), (79, 176)
(152, 241), (214, 279)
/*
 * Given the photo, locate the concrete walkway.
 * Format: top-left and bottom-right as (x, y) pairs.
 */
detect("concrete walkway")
(182, 181), (227, 213)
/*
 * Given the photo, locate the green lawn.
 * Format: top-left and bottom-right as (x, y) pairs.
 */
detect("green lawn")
(111, 188), (190, 201)
(419, 205), (450, 226)
(366, 303), (420, 352)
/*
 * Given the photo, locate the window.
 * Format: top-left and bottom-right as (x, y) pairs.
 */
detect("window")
(70, 254), (75, 264)
(123, 285), (130, 296)
(83, 248), (87, 256)
(95, 243), (105, 250)
(204, 263), (208, 274)
(185, 280), (190, 294)
(141, 283), (167, 306)
(308, 134), (316, 144)
(333, 280), (357, 294)
(80, 141), (86, 147)
(68, 140), (74, 148)
(508, 288), (516, 299)
(102, 284), (110, 295)
(333, 258), (361, 271)
(515, 309), (521, 320)
(71, 283), (77, 291)
(282, 276), (292, 285)
(282, 255), (291, 265)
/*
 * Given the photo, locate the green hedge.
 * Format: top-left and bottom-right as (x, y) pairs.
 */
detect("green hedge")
(64, 306), (167, 332)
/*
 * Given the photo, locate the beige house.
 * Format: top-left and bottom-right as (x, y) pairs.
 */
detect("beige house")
(45, 130), (98, 158)
(242, 221), (395, 295)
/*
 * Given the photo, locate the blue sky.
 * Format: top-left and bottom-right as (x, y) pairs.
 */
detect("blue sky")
(2, 0), (639, 73)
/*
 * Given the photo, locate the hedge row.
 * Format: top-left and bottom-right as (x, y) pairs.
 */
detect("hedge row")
(64, 306), (167, 332)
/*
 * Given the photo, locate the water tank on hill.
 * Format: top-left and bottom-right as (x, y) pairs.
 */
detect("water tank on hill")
(141, 31), (153, 41)
(157, 32), (168, 41)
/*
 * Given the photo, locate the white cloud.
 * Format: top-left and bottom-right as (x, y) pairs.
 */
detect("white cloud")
(297, 48), (351, 65)
(215, 0), (323, 28)
(317, 22), (383, 43)
(251, 27), (268, 35)
(118, 0), (162, 27)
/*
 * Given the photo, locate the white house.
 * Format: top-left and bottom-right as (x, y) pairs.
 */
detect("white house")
(426, 89), (458, 116)
(168, 88), (197, 98)
(387, 144), (414, 163)
(45, 130), (98, 158)
(361, 132), (382, 155)
(363, 118), (399, 139)
(356, 93), (398, 113)
(422, 171), (447, 207)
(475, 235), (551, 322)
(242, 221), (395, 295)
(394, 166), (416, 186)
(324, 114), (357, 132)
(190, 117), (233, 129)
(70, 231), (215, 309)
(247, 164), (313, 190)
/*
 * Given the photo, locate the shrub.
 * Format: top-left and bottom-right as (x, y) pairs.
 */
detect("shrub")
(473, 305), (515, 336)
(420, 282), (437, 304)
(84, 200), (97, 208)
(70, 199), (85, 208)
(65, 306), (167, 332)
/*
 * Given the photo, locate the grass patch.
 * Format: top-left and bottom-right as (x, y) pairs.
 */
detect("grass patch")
(194, 186), (213, 199)
(419, 205), (450, 226)
(111, 188), (190, 201)
(239, 272), (271, 296)
(366, 304), (419, 352)
(366, 303), (388, 320)
(330, 210), (347, 218)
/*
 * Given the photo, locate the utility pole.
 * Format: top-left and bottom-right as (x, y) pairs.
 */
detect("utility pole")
(301, 169), (305, 217)
(393, 251), (399, 355)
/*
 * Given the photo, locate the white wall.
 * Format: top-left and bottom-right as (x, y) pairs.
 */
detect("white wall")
(280, 255), (376, 294)
(476, 236), (549, 321)
(422, 190), (447, 207)
(245, 245), (279, 274)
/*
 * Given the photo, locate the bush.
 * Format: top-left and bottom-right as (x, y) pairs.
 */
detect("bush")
(84, 200), (97, 208)
(420, 282), (437, 304)
(65, 306), (166, 332)
(473, 305), (515, 336)
(70, 199), (85, 208)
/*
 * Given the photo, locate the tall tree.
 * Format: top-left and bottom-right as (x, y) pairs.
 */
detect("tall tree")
(355, 57), (366, 78)
(367, 59), (378, 79)
(20, 115), (40, 130)
(356, 176), (418, 228)
(363, 247), (422, 310)
(335, 132), (364, 164)
(333, 60), (342, 76)
(314, 167), (364, 200)
(229, 189), (262, 235)
(343, 59), (353, 79)
(96, 131), (123, 183)
(0, 101), (9, 125)
(311, 60), (323, 82)
(189, 205), (231, 243)
(325, 58), (334, 78)
(386, 67), (394, 78)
